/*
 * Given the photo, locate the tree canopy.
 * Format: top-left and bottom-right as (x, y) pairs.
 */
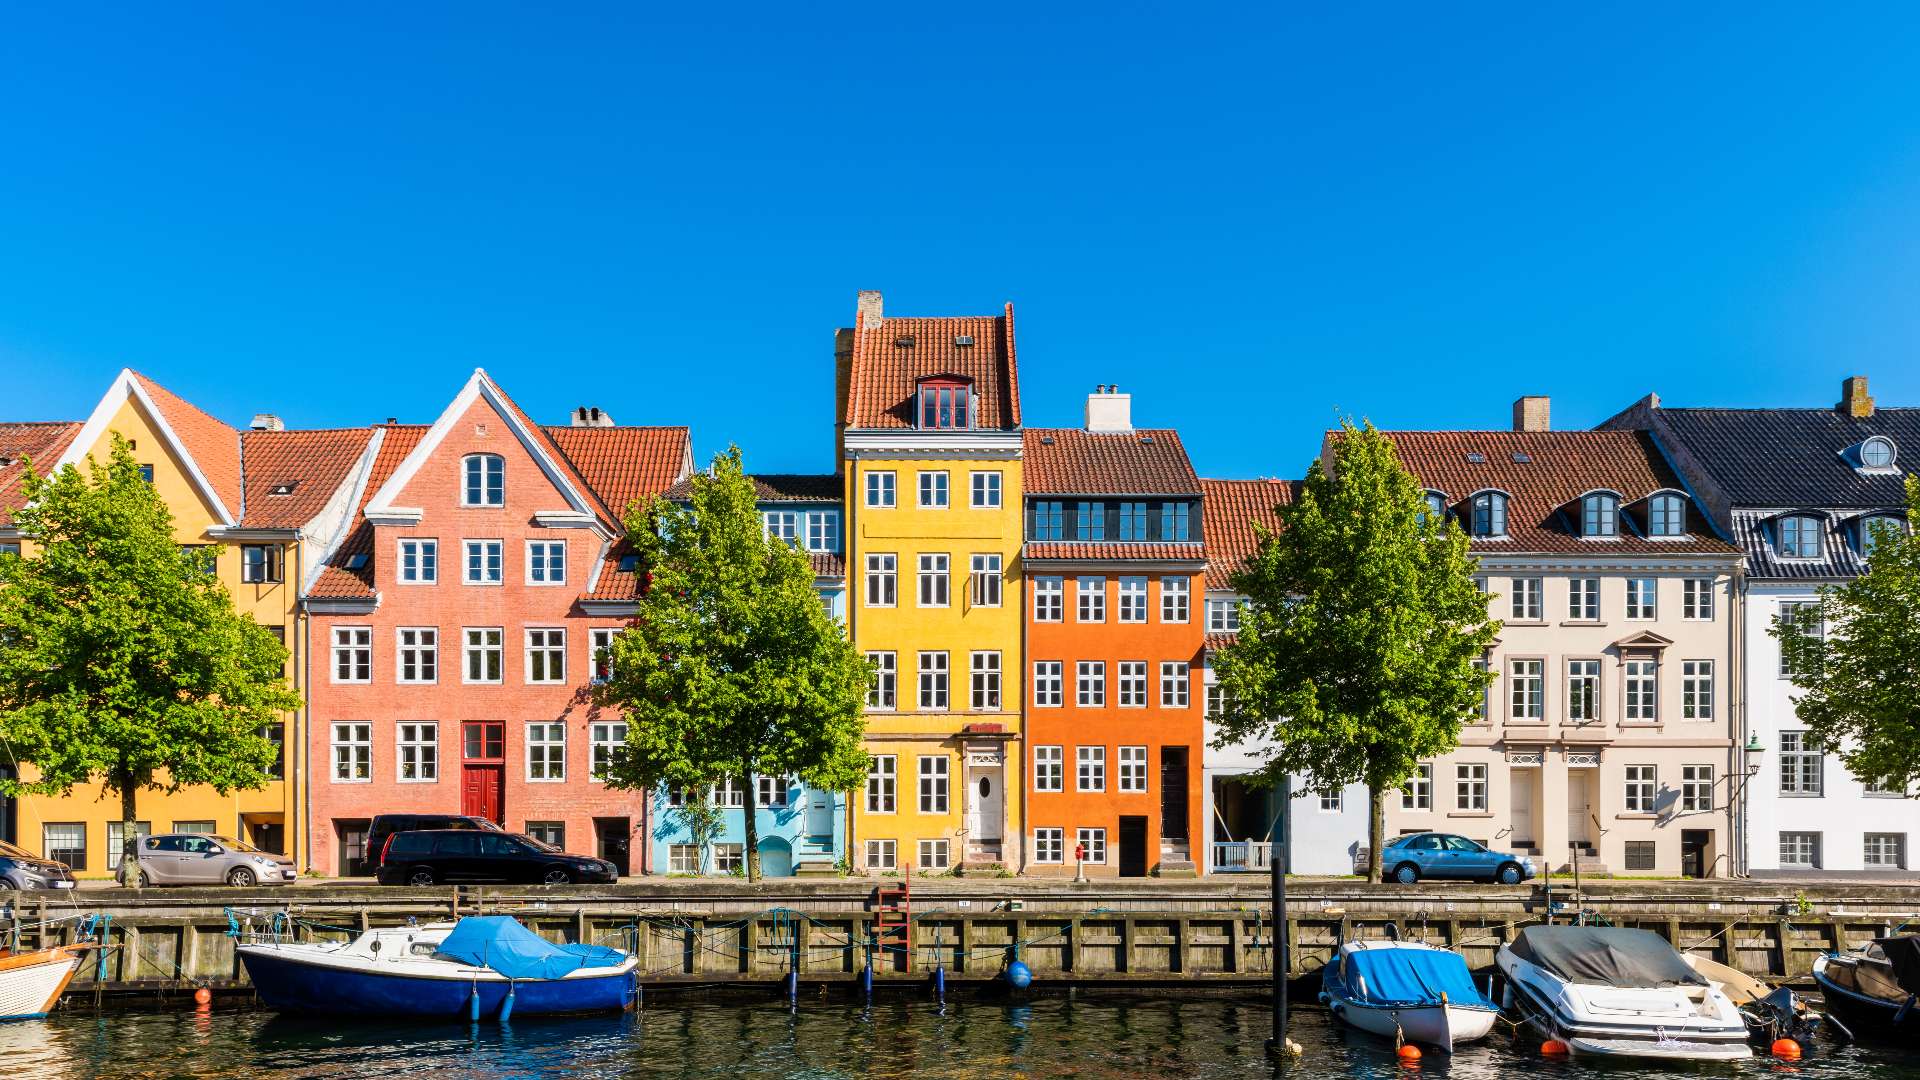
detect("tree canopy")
(0, 435), (298, 882)
(1772, 476), (1920, 793)
(1211, 419), (1499, 881)
(593, 447), (870, 881)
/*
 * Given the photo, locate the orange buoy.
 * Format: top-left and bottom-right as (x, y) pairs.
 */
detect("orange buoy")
(1541, 1039), (1570, 1056)
(1397, 1044), (1423, 1064)
(1771, 1038), (1802, 1059)
(192, 987), (211, 1006)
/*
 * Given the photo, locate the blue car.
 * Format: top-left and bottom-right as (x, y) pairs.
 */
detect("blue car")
(1383, 832), (1535, 885)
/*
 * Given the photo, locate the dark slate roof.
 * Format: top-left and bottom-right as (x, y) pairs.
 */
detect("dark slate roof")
(1730, 508), (1898, 581)
(1654, 408), (1920, 509)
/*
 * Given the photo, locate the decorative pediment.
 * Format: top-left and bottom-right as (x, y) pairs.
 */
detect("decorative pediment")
(1612, 630), (1673, 655)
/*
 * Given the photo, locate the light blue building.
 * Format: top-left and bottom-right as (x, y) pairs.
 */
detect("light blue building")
(650, 474), (848, 876)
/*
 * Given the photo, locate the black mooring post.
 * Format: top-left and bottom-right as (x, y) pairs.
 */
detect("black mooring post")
(1267, 775), (1290, 1056)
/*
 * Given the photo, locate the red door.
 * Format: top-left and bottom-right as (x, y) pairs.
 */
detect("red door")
(462, 723), (505, 824)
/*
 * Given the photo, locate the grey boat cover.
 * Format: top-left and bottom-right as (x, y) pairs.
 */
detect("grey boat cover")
(1875, 936), (1920, 996)
(1508, 926), (1707, 989)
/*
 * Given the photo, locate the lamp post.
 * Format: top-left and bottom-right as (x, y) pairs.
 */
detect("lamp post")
(1730, 734), (1764, 878)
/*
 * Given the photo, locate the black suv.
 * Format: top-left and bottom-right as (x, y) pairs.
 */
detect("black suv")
(365, 814), (502, 874)
(375, 830), (618, 886)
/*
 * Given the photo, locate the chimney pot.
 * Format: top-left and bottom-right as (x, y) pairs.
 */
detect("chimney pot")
(1512, 395), (1551, 432)
(570, 406), (615, 427)
(1086, 386), (1133, 433)
(856, 290), (883, 327)
(1840, 375), (1874, 419)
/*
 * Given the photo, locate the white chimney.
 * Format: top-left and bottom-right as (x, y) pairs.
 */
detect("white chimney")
(1086, 385), (1132, 433)
(249, 414), (285, 432)
(856, 290), (884, 326)
(570, 406), (615, 428)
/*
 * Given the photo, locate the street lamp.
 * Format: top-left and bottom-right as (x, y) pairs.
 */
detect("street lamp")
(1743, 733), (1765, 775)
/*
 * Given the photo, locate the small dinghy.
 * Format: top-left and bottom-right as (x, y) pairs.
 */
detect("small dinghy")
(0, 944), (89, 1020)
(1812, 935), (1920, 1042)
(1497, 925), (1750, 1061)
(1318, 939), (1498, 1052)
(238, 915), (639, 1019)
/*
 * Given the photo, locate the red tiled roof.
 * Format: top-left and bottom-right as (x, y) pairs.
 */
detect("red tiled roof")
(843, 306), (1020, 430)
(131, 372), (241, 521)
(1200, 478), (1298, 589)
(809, 552), (846, 579)
(1369, 429), (1738, 555)
(1204, 632), (1238, 652)
(308, 425), (428, 599)
(0, 421), (83, 526)
(544, 425), (692, 526)
(1023, 428), (1200, 495)
(239, 428), (376, 529)
(1024, 541), (1204, 563)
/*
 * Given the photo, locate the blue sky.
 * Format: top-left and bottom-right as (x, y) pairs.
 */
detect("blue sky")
(5, 5), (1920, 479)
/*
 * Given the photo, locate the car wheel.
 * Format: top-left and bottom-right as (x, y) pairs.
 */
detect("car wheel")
(1393, 863), (1420, 885)
(408, 867), (436, 886)
(136, 871), (151, 888)
(1496, 863), (1523, 885)
(226, 867), (256, 887)
(0, 878), (15, 890)
(542, 868), (574, 886)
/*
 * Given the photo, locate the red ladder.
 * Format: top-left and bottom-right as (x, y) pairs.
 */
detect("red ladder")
(871, 864), (912, 972)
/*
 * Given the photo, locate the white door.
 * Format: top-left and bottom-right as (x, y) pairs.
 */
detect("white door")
(804, 790), (835, 837)
(1509, 768), (1534, 847)
(967, 768), (1003, 842)
(1567, 772), (1592, 846)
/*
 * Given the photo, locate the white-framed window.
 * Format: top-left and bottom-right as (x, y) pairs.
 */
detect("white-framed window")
(1624, 659), (1658, 721)
(1471, 491), (1508, 537)
(970, 470), (1001, 509)
(1648, 493), (1687, 536)
(398, 538), (437, 584)
(1778, 515), (1823, 559)
(1033, 828), (1064, 864)
(590, 721), (626, 781)
(1033, 661), (1063, 707)
(917, 839), (951, 871)
(757, 775), (790, 808)
(1118, 577), (1149, 623)
(970, 651), (1001, 710)
(865, 554), (897, 607)
(525, 628), (566, 684)
(526, 539), (566, 584)
(397, 722), (438, 782)
(1681, 660), (1714, 720)
(332, 722), (372, 782)
(918, 470), (949, 509)
(917, 756), (948, 814)
(1625, 577), (1656, 619)
(1456, 763), (1487, 811)
(1566, 659), (1600, 723)
(1077, 576), (1106, 622)
(1206, 682), (1229, 720)
(1206, 598), (1243, 633)
(761, 511), (798, 545)
(526, 722), (565, 781)
(1075, 828), (1107, 865)
(1033, 576), (1064, 621)
(1472, 656), (1490, 721)
(1864, 833), (1906, 869)
(106, 821), (151, 871)
(1682, 578), (1714, 620)
(332, 626), (372, 683)
(396, 627), (438, 684)
(867, 651), (896, 710)
(1682, 764), (1713, 812)
(463, 627), (503, 684)
(1568, 577), (1600, 621)
(1624, 765), (1655, 813)
(1778, 602), (1822, 677)
(590, 627), (617, 683)
(917, 651), (949, 710)
(1160, 577), (1189, 622)
(1779, 831), (1821, 868)
(918, 553), (949, 607)
(1034, 745), (1064, 792)
(1117, 662), (1148, 707)
(866, 471), (896, 509)
(240, 543), (283, 583)
(1401, 764), (1432, 810)
(1076, 746), (1106, 792)
(42, 823), (86, 871)
(712, 844), (745, 874)
(462, 453), (504, 507)
(1119, 745), (1149, 792)
(866, 839), (897, 870)
(710, 778), (747, 807)
(1581, 492), (1619, 537)
(1779, 731), (1822, 795)
(1077, 661), (1106, 707)
(867, 755), (896, 813)
(1511, 577), (1542, 620)
(1160, 661), (1190, 708)
(970, 553), (1002, 607)
(1509, 659), (1544, 720)
(464, 539), (504, 585)
(1320, 790), (1342, 812)
(668, 844), (701, 874)
(806, 511), (840, 553)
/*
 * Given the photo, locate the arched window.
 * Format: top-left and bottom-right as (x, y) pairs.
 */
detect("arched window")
(1581, 493), (1618, 537)
(1860, 515), (1903, 557)
(1778, 515), (1823, 559)
(463, 454), (505, 507)
(1647, 494), (1687, 537)
(1471, 492), (1507, 537)
(1860, 436), (1897, 470)
(1421, 492), (1447, 525)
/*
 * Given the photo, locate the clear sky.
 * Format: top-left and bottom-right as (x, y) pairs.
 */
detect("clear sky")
(5, 5), (1919, 480)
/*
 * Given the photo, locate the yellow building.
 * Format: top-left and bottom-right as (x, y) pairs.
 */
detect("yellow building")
(0, 371), (375, 876)
(836, 292), (1026, 873)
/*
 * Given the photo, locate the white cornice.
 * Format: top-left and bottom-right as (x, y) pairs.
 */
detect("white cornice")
(365, 509), (424, 527)
(55, 369), (238, 527)
(533, 509), (599, 529)
(303, 596), (380, 615)
(843, 430), (1023, 457)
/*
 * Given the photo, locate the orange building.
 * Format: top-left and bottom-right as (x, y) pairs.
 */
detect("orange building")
(1020, 389), (1206, 876)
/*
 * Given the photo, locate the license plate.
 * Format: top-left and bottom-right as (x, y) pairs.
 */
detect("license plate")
(282, 871), (297, 880)
(52, 880), (75, 889)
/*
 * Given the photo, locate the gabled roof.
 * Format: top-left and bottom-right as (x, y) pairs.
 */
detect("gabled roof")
(1200, 478), (1298, 590)
(0, 422), (84, 527)
(1647, 407), (1920, 509)
(545, 424), (695, 525)
(308, 425), (427, 599)
(842, 304), (1020, 431)
(54, 370), (242, 525)
(238, 428), (379, 529)
(1023, 428), (1201, 495)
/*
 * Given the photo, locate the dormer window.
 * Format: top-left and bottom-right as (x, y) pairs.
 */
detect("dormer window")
(1581, 493), (1619, 537)
(917, 378), (973, 430)
(1860, 436), (1897, 470)
(1860, 515), (1903, 557)
(1778, 515), (1823, 559)
(1420, 492), (1447, 524)
(462, 454), (504, 507)
(1647, 493), (1687, 537)
(1470, 492), (1508, 537)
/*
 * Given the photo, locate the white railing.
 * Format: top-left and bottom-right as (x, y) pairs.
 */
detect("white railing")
(1211, 841), (1272, 872)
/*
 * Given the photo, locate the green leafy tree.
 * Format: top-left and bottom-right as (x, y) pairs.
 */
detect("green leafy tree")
(594, 447), (871, 883)
(672, 792), (726, 875)
(1212, 420), (1499, 882)
(0, 436), (298, 885)
(1772, 477), (1920, 792)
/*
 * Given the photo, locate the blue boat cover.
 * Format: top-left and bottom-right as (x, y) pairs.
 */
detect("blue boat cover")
(433, 916), (627, 981)
(1338, 946), (1493, 1009)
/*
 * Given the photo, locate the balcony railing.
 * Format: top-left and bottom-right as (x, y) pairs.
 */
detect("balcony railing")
(1211, 840), (1272, 872)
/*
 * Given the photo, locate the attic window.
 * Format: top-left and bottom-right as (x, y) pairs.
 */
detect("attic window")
(269, 481), (300, 496)
(1860, 436), (1897, 470)
(953, 335), (975, 347)
(618, 554), (640, 572)
(1511, 453), (1532, 464)
(343, 553), (370, 571)
(1039, 435), (1055, 445)
(0, 456), (12, 468)
(917, 379), (973, 430)
(894, 335), (915, 349)
(1139, 435), (1155, 445)
(1465, 453), (1486, 464)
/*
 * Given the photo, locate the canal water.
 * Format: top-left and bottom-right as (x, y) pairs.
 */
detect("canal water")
(2, 995), (1913, 1078)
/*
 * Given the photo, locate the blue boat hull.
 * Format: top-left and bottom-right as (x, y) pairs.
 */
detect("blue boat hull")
(240, 949), (638, 1018)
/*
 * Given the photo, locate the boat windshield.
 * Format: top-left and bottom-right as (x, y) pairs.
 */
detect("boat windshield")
(0, 839), (33, 859)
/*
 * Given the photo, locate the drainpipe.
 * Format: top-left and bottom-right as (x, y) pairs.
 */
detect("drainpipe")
(1731, 563), (1746, 878)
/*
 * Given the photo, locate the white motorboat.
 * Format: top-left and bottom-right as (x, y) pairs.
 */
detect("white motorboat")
(1497, 925), (1751, 1061)
(1318, 939), (1499, 1051)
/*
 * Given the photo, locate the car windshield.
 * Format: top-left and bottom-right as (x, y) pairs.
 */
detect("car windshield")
(509, 833), (557, 853)
(0, 840), (32, 859)
(1444, 837), (1486, 852)
(212, 836), (265, 854)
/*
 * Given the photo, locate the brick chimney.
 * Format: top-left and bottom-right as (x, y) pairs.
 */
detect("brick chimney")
(1839, 375), (1874, 419)
(1086, 385), (1132, 433)
(856, 290), (883, 327)
(1512, 396), (1551, 432)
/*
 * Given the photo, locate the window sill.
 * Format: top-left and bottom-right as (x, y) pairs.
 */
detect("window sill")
(1447, 811), (1494, 818)
(1559, 620), (1606, 627)
(1505, 619), (1548, 627)
(1777, 792), (1826, 799)
(1615, 813), (1657, 821)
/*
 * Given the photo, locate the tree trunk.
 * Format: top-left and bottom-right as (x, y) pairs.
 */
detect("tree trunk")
(742, 767), (760, 883)
(116, 773), (139, 888)
(1368, 784), (1386, 884)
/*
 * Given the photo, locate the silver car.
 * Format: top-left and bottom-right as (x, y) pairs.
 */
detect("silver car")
(133, 833), (297, 887)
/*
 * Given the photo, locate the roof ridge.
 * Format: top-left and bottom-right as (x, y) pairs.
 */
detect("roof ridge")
(128, 370), (239, 434)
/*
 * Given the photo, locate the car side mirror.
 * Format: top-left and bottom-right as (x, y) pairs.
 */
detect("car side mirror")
(207, 846), (224, 856)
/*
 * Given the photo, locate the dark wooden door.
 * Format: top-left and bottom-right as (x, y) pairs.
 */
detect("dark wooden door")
(1118, 816), (1149, 877)
(595, 818), (630, 875)
(1159, 747), (1189, 840)
(462, 765), (504, 823)
(1680, 830), (1710, 879)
